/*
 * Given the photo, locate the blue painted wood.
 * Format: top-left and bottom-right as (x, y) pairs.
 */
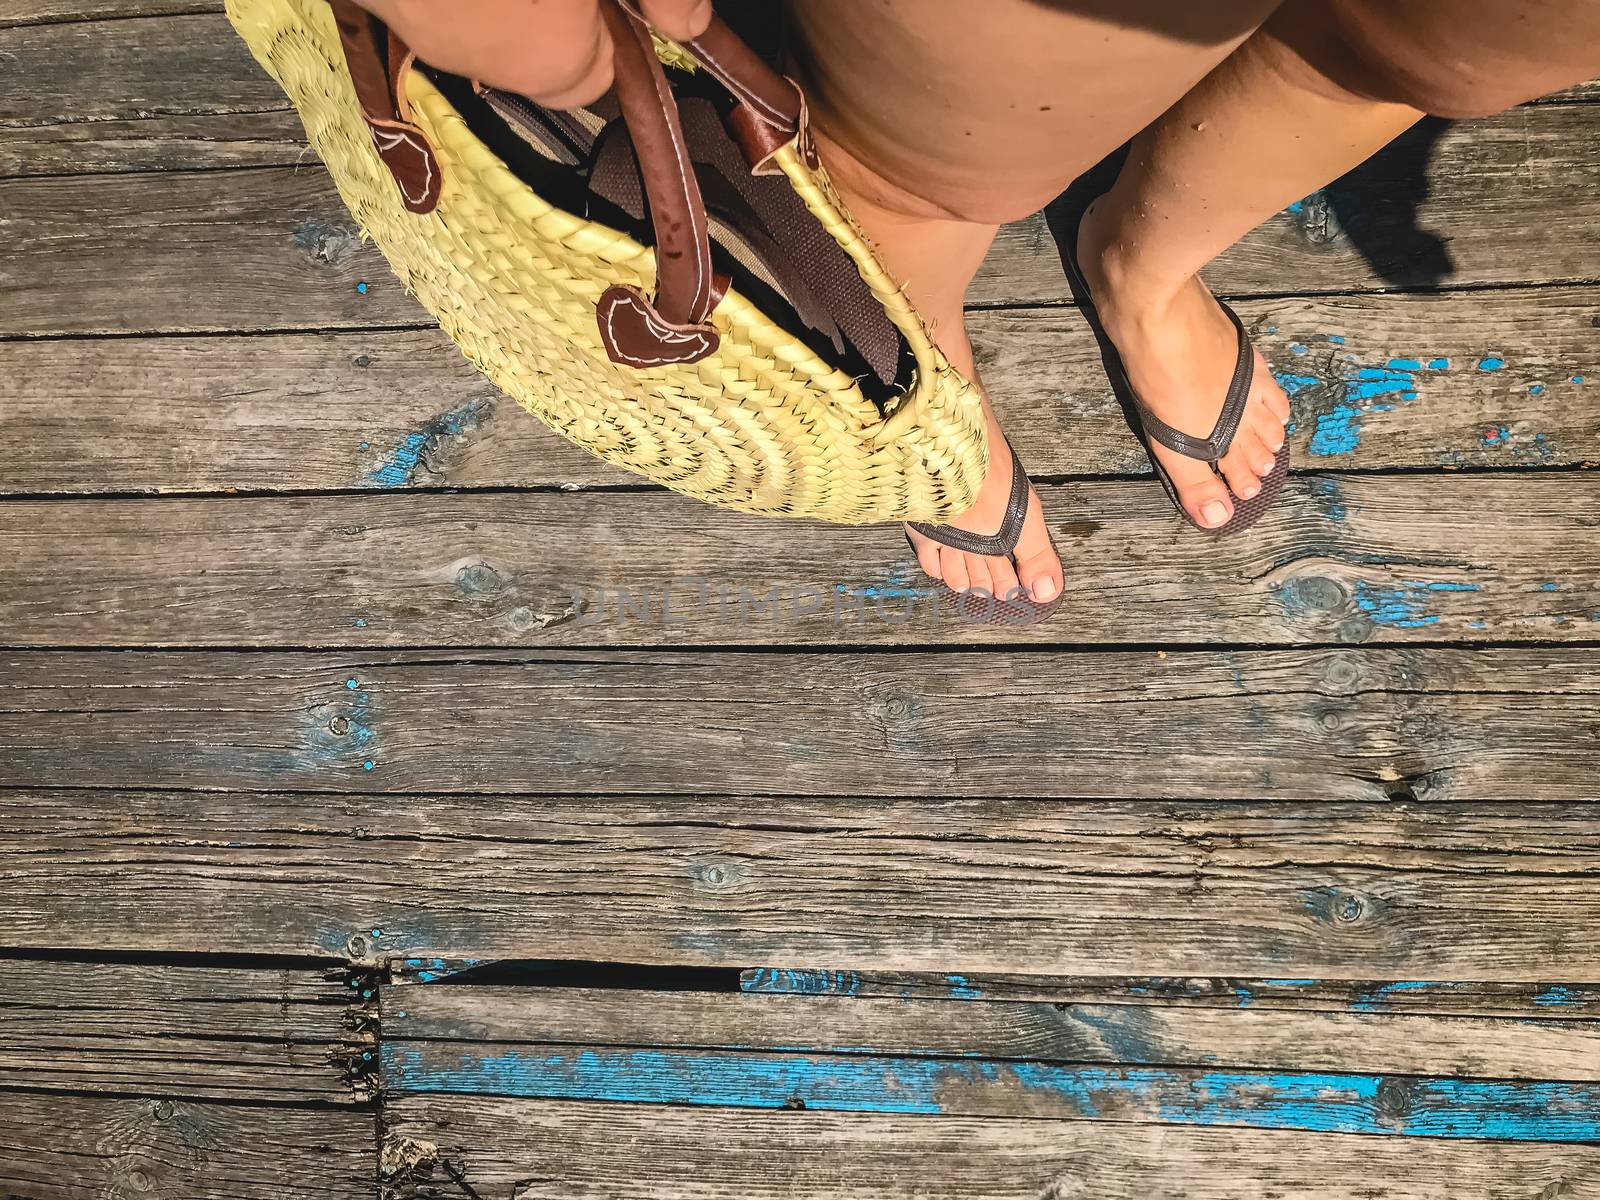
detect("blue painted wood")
(380, 1043), (1600, 1141)
(739, 971), (1600, 1015)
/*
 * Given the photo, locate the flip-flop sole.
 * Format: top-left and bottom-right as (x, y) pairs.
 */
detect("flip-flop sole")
(903, 531), (1064, 626)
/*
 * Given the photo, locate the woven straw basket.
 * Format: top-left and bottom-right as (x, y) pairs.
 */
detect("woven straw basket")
(225, 0), (989, 523)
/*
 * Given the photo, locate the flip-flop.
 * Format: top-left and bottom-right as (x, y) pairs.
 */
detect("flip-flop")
(906, 437), (1063, 626)
(1050, 185), (1289, 537)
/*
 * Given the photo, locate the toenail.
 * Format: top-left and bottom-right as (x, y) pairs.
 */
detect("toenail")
(1201, 500), (1230, 526)
(1033, 576), (1058, 602)
(1239, 483), (1260, 499)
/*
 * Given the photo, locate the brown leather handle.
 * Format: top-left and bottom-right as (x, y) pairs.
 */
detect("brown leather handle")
(329, 0), (442, 213)
(599, 0), (716, 327)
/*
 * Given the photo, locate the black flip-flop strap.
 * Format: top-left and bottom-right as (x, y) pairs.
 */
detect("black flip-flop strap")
(907, 438), (1030, 559)
(1134, 299), (1252, 463)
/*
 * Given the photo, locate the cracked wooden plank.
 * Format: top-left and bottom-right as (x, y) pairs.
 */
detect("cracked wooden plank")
(3, 789), (1598, 977)
(2, 287), (1595, 495)
(382, 1095), (1600, 1199)
(2, 473), (1599, 646)
(0, 958), (376, 1101)
(0, 1092), (374, 1199)
(2, 649), (1600, 799)
(381, 984), (1600, 1082)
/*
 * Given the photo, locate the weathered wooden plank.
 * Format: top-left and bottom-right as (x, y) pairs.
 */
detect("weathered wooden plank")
(4, 473), (1599, 647)
(0, 168), (419, 335)
(0, 1091), (374, 1200)
(2, 288), (1595, 494)
(974, 106), (1600, 305)
(0, 13), (286, 127)
(3, 649), (1600, 799)
(0, 111), (312, 177)
(381, 1039), (1600, 1140)
(0, 958), (373, 1100)
(0, 0), (217, 27)
(0, 13), (304, 176)
(381, 985), (1600, 1082)
(5, 105), (1600, 334)
(384, 1094), (1600, 1200)
(5, 789), (1599, 977)
(741, 969), (1600, 1019)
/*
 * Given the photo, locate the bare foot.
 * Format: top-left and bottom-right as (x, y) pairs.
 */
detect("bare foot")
(1075, 198), (1289, 529)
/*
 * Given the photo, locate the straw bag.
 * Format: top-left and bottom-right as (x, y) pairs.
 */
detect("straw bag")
(225, 0), (989, 522)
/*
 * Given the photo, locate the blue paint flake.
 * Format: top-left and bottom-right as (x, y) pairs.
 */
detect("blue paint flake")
(1427, 357), (1450, 370)
(1529, 384), (1545, 395)
(1350, 980), (1439, 1012)
(355, 281), (369, 294)
(1533, 985), (1583, 1008)
(367, 398), (492, 489)
(346, 678), (359, 689)
(1346, 366), (1419, 404)
(943, 974), (983, 1000)
(1310, 404), (1362, 456)
(1327, 335), (1346, 345)
(1261, 979), (1317, 987)
(1353, 580), (1481, 628)
(354, 618), (368, 628)
(362, 759), (376, 771)
(1572, 376), (1585, 384)
(1275, 372), (1321, 397)
(1538, 582), (1560, 591)
(1482, 425), (1511, 446)
(1386, 358), (1422, 371)
(1477, 355), (1506, 371)
(1289, 342), (1309, 355)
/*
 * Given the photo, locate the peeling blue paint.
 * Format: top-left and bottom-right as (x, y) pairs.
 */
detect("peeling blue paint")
(1275, 372), (1321, 397)
(1347, 365), (1419, 404)
(1328, 335), (1346, 345)
(1477, 355), (1506, 371)
(1538, 582), (1560, 592)
(355, 281), (369, 294)
(380, 1045), (1600, 1140)
(1353, 580), (1481, 628)
(1289, 342), (1309, 355)
(944, 975), (983, 1000)
(1310, 405), (1363, 456)
(1572, 376), (1585, 384)
(1427, 357), (1450, 370)
(367, 398), (492, 488)
(1533, 985), (1583, 1008)
(1529, 384), (1545, 395)
(1482, 425), (1511, 446)
(1350, 980), (1437, 1012)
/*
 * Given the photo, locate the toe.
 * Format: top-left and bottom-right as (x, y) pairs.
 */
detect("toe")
(1158, 449), (1234, 528)
(1012, 491), (1063, 602)
(939, 546), (971, 594)
(961, 552), (996, 600)
(906, 527), (944, 581)
(1254, 351), (1292, 424)
(988, 554), (1023, 605)
(1239, 424), (1280, 479)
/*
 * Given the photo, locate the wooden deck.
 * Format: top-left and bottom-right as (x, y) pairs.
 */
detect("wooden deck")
(3, 4), (1600, 1196)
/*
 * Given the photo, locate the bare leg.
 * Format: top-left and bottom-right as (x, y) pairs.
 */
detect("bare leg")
(1075, 23), (1422, 527)
(789, 0), (1280, 600)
